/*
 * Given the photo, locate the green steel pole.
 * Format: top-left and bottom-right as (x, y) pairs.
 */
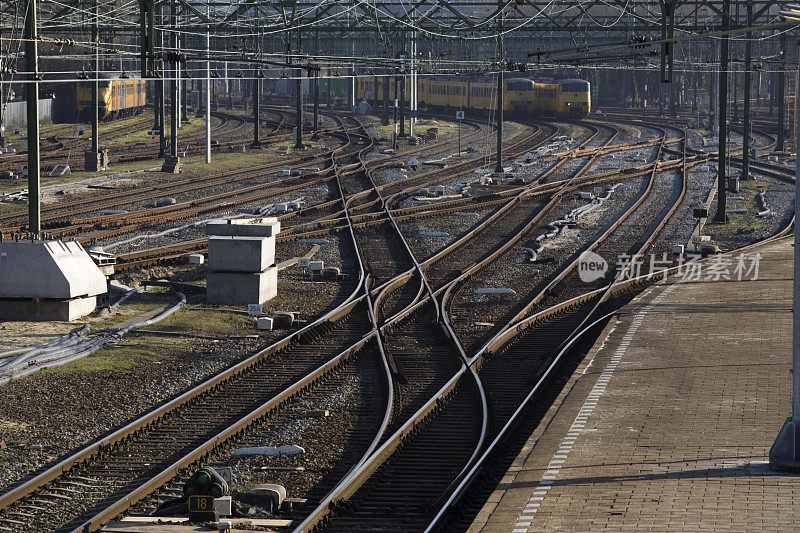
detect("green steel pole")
(170, 0), (178, 158)
(92, 0), (99, 154)
(714, 0), (729, 223)
(494, 0), (504, 174)
(742, 0), (752, 180)
(24, 0), (40, 235)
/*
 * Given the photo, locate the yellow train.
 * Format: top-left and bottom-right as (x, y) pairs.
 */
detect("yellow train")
(76, 75), (147, 120)
(356, 76), (590, 119)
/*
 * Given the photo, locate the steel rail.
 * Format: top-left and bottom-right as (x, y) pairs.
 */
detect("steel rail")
(428, 202), (796, 533)
(5, 112), (386, 533)
(292, 122), (624, 531)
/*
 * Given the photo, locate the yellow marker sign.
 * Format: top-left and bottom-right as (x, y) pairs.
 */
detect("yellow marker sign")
(188, 494), (214, 513)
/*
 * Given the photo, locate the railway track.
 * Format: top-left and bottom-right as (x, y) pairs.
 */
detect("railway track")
(292, 118), (732, 531)
(0, 112), (793, 533)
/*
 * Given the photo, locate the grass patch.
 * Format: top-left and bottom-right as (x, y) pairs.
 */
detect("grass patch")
(43, 339), (163, 374)
(706, 214), (764, 239)
(91, 301), (167, 329)
(704, 179), (770, 239)
(0, 202), (24, 215)
(361, 115), (458, 139)
(153, 307), (254, 336)
(174, 146), (327, 178)
(1, 143), (327, 196)
(738, 179), (771, 194)
(120, 116), (209, 144)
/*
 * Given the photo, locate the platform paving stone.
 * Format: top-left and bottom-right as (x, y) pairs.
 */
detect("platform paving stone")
(470, 238), (800, 532)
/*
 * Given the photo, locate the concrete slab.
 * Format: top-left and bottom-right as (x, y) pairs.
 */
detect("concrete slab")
(472, 238), (800, 532)
(206, 217), (280, 238)
(206, 266), (277, 305)
(101, 516), (292, 532)
(0, 295), (97, 321)
(0, 240), (107, 299)
(208, 236), (275, 272)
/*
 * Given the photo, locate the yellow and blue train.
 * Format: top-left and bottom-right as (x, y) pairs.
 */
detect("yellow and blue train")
(357, 76), (590, 119)
(76, 74), (147, 120)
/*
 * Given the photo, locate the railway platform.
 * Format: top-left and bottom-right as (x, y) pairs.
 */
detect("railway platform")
(471, 237), (800, 532)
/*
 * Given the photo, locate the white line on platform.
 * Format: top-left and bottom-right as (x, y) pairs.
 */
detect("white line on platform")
(508, 283), (678, 532)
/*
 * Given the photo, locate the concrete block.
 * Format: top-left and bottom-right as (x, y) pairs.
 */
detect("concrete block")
(214, 496), (232, 517)
(321, 267), (340, 279)
(161, 155), (181, 173)
(145, 197), (177, 208)
(208, 236), (275, 272)
(248, 484), (286, 513)
(207, 217), (280, 238)
(50, 164), (70, 177)
(474, 288), (516, 295)
(257, 317), (273, 330)
(282, 498), (306, 512)
(234, 445), (303, 456)
(0, 240), (107, 299)
(309, 260), (324, 272)
(84, 151), (106, 171)
(206, 267), (277, 305)
(187, 253), (204, 265)
(272, 311), (295, 328)
(0, 295), (98, 321)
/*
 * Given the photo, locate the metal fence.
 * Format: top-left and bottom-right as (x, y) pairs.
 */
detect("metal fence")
(0, 98), (72, 127)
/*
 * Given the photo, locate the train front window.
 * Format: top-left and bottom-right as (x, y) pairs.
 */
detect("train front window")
(506, 82), (532, 91)
(561, 82), (588, 92)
